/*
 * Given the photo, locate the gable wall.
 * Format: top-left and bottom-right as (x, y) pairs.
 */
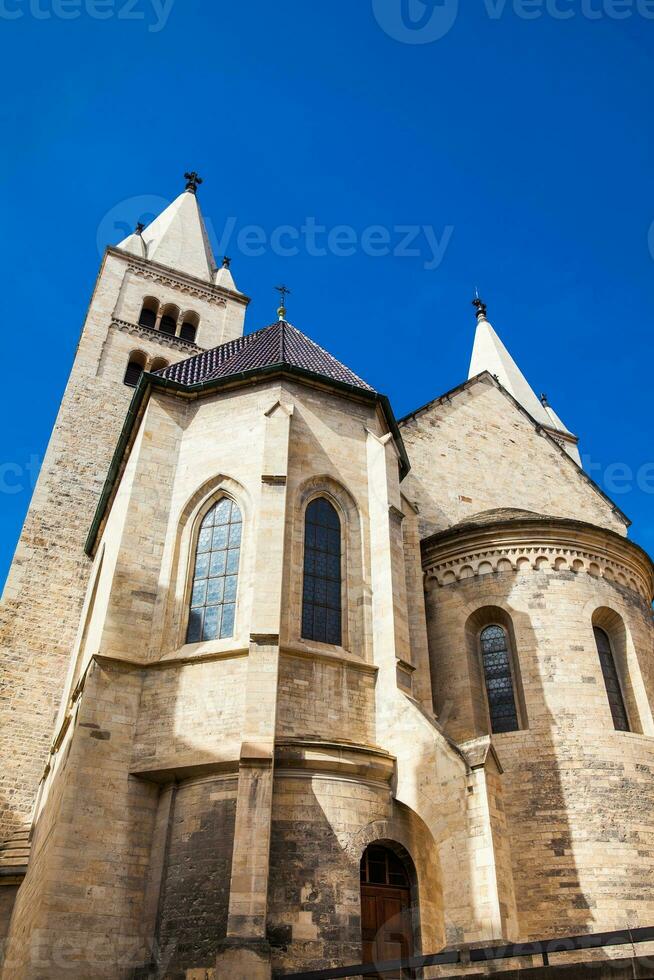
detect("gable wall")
(400, 377), (626, 539)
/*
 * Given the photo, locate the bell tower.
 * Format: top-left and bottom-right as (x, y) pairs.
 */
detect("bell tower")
(0, 175), (250, 844)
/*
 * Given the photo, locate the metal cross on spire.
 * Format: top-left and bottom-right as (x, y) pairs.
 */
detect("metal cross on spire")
(472, 287), (488, 322)
(184, 171), (203, 194)
(275, 284), (291, 321)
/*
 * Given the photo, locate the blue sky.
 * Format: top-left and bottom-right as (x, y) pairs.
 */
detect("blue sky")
(0, 0), (653, 589)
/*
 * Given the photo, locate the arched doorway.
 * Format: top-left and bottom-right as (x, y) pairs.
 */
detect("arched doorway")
(360, 844), (415, 978)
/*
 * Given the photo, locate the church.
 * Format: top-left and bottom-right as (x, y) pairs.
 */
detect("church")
(1, 173), (653, 980)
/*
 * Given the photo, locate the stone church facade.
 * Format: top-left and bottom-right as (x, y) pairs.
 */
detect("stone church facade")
(1, 176), (653, 979)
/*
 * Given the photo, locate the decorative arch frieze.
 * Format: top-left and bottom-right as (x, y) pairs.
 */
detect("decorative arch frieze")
(127, 259), (229, 307)
(424, 544), (649, 601)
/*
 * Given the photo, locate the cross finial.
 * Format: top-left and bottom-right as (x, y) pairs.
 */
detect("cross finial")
(275, 284), (291, 321)
(135, 222), (145, 235)
(222, 256), (231, 269)
(184, 171), (203, 194)
(540, 392), (549, 407)
(472, 288), (488, 322)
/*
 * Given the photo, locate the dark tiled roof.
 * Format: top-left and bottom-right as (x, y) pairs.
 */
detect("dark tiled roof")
(154, 320), (375, 393)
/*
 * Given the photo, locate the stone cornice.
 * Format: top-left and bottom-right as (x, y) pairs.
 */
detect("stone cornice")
(274, 739), (395, 786)
(106, 245), (250, 307)
(422, 516), (654, 602)
(110, 317), (202, 354)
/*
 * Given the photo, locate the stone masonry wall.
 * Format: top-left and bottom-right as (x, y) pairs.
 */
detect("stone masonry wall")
(0, 249), (234, 840)
(155, 774), (237, 977)
(3, 659), (159, 979)
(267, 774), (443, 975)
(424, 562), (654, 939)
(276, 652), (377, 745)
(400, 376), (627, 539)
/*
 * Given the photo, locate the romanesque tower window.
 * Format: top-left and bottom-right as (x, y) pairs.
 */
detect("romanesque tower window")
(593, 627), (630, 732)
(123, 352), (146, 387)
(180, 311), (199, 342)
(302, 498), (342, 645)
(187, 497), (242, 643)
(138, 297), (158, 329)
(159, 304), (179, 336)
(480, 625), (520, 733)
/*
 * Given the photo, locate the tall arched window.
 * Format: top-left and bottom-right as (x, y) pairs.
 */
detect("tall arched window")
(186, 497), (242, 643)
(123, 352), (146, 387)
(302, 498), (342, 645)
(594, 627), (630, 731)
(480, 625), (520, 733)
(138, 297), (158, 329)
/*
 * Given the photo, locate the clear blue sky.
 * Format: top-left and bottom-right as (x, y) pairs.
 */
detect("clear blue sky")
(1, 0), (653, 589)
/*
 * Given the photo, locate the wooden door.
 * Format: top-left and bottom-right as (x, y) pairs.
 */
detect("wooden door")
(361, 883), (414, 978)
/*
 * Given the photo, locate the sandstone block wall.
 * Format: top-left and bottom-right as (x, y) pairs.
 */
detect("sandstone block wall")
(0, 248), (241, 840)
(267, 773), (443, 975)
(424, 560), (654, 940)
(400, 376), (627, 539)
(155, 775), (237, 976)
(276, 652), (377, 744)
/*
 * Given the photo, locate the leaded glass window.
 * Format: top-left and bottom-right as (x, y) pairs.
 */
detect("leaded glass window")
(594, 627), (630, 732)
(186, 498), (242, 643)
(480, 625), (520, 733)
(302, 498), (342, 645)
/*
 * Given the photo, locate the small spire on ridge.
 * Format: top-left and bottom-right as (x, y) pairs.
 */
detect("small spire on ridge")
(275, 284), (291, 321)
(184, 171), (203, 195)
(472, 288), (488, 322)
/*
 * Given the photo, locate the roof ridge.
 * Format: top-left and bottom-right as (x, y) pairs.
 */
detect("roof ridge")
(156, 318), (375, 394)
(279, 319), (286, 363)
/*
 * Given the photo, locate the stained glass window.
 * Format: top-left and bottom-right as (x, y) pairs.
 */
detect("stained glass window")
(186, 497), (242, 643)
(594, 627), (630, 732)
(480, 625), (520, 733)
(302, 498), (342, 645)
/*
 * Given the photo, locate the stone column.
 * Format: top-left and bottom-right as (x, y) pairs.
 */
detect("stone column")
(217, 397), (293, 980)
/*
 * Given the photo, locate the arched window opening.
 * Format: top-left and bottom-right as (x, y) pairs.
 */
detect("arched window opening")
(180, 311), (199, 343)
(138, 297), (158, 329)
(123, 352), (146, 387)
(360, 845), (414, 972)
(187, 497), (242, 643)
(302, 498), (342, 645)
(480, 625), (520, 733)
(159, 304), (179, 336)
(149, 357), (169, 373)
(594, 626), (630, 732)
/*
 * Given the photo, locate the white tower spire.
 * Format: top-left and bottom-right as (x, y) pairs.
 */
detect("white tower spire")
(469, 295), (581, 465)
(117, 172), (238, 289)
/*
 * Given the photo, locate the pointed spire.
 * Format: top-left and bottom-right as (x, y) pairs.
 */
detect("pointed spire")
(468, 297), (581, 463)
(117, 220), (147, 259)
(116, 183), (215, 283)
(214, 255), (241, 292)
